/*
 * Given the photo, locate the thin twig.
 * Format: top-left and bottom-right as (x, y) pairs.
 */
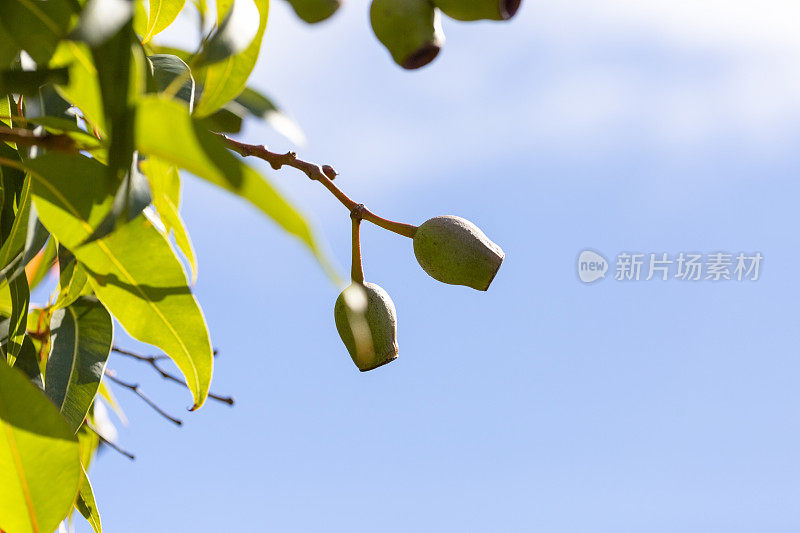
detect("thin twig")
(216, 134), (419, 238)
(111, 346), (234, 405)
(351, 205), (365, 284)
(105, 369), (183, 426)
(111, 345), (168, 361)
(85, 421), (135, 461)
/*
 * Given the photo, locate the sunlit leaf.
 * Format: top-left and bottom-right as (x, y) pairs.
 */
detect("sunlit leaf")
(142, 0), (186, 43)
(136, 97), (334, 278)
(45, 296), (113, 432)
(194, 0), (262, 69)
(76, 421), (100, 470)
(133, 0), (148, 36)
(50, 41), (106, 134)
(0, 95), (12, 129)
(193, 0), (267, 115)
(25, 238), (57, 291)
(0, 360), (82, 533)
(27, 152), (213, 409)
(140, 157), (198, 283)
(98, 378), (127, 425)
(26, 306), (53, 378)
(2, 273), (30, 364)
(75, 466), (103, 533)
(55, 247), (92, 310)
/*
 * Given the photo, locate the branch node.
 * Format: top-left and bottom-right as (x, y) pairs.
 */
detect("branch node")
(322, 164), (337, 180)
(350, 204), (366, 221)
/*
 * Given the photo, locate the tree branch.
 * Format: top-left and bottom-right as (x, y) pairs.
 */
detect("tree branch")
(111, 346), (234, 406)
(105, 369), (183, 426)
(0, 126), (79, 152)
(216, 134), (419, 238)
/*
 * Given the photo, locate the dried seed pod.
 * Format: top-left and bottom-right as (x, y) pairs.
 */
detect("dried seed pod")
(287, 0), (341, 23)
(334, 282), (399, 371)
(370, 0), (445, 69)
(413, 215), (504, 290)
(432, 0), (520, 21)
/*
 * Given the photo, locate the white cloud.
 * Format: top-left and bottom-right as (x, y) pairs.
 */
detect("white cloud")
(164, 0), (800, 194)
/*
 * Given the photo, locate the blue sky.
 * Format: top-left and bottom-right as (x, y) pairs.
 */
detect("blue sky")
(65, 0), (800, 531)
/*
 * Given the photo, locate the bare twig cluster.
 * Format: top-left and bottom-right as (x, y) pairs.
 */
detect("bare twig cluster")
(111, 346), (234, 405)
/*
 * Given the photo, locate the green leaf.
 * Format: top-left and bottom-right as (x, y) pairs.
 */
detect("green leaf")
(55, 247), (92, 310)
(25, 237), (57, 292)
(194, 0), (262, 69)
(142, 0), (186, 43)
(0, 360), (82, 533)
(193, 0), (268, 115)
(92, 22), (137, 185)
(4, 273), (30, 364)
(0, 0), (74, 64)
(45, 297), (113, 432)
(75, 466), (103, 533)
(0, 173), (50, 285)
(133, 0), (148, 36)
(0, 67), (70, 96)
(26, 306), (54, 379)
(0, 174), (33, 277)
(84, 152), (152, 243)
(0, 146), (26, 238)
(0, 94), (12, 128)
(26, 152), (213, 409)
(50, 41), (106, 134)
(140, 157), (198, 283)
(136, 97), (334, 278)
(204, 104), (243, 133)
(76, 419), (100, 469)
(14, 334), (43, 390)
(97, 378), (127, 425)
(234, 87), (306, 145)
(0, 21), (20, 68)
(27, 116), (94, 139)
(146, 44), (193, 64)
(148, 54), (195, 110)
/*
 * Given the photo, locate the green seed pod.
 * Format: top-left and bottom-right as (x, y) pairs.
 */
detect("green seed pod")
(413, 215), (504, 290)
(286, 0), (341, 23)
(432, 0), (520, 21)
(370, 0), (445, 70)
(334, 282), (399, 371)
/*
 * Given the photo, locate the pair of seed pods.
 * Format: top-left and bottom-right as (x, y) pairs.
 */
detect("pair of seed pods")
(334, 215), (504, 371)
